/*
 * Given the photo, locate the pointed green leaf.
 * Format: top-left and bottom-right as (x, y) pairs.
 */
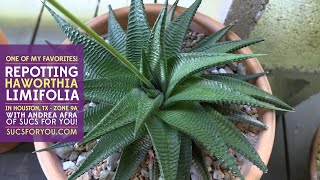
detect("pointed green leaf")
(194, 38), (265, 53)
(84, 75), (139, 105)
(227, 113), (267, 129)
(149, 159), (160, 180)
(68, 123), (136, 180)
(142, 86), (162, 99)
(84, 103), (113, 132)
(206, 75), (293, 110)
(158, 103), (242, 178)
(113, 136), (152, 180)
(191, 21), (237, 51)
(141, 50), (154, 82)
(33, 142), (75, 153)
(192, 143), (211, 180)
(164, 0), (202, 59)
(135, 93), (164, 135)
(146, 116), (181, 180)
(209, 72), (267, 81)
(166, 0), (179, 27)
(165, 77), (290, 112)
(176, 134), (192, 180)
(126, 0), (150, 67)
(212, 104), (267, 129)
(146, 1), (168, 91)
(204, 105), (267, 173)
(108, 5), (126, 55)
(45, 5), (131, 79)
(166, 53), (265, 97)
(80, 89), (143, 145)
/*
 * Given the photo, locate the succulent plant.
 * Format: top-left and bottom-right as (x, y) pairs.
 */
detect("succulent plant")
(39, 0), (293, 179)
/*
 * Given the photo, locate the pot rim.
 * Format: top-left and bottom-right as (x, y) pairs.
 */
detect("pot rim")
(35, 4), (275, 180)
(0, 32), (20, 154)
(310, 128), (320, 180)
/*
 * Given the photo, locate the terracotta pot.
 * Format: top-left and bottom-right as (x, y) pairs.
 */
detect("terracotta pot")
(310, 128), (320, 180)
(0, 31), (8, 44)
(0, 31), (20, 154)
(35, 4), (276, 180)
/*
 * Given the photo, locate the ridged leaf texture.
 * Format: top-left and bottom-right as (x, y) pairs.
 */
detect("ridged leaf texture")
(213, 105), (267, 129)
(126, 0), (150, 67)
(108, 5), (126, 55)
(166, 53), (265, 96)
(193, 38), (265, 53)
(33, 142), (75, 153)
(146, 2), (168, 91)
(46, 5), (131, 79)
(84, 75), (139, 105)
(158, 103), (243, 178)
(176, 134), (192, 180)
(165, 77), (289, 112)
(165, 0), (179, 27)
(191, 21), (236, 51)
(68, 123), (136, 180)
(84, 103), (113, 132)
(146, 116), (181, 180)
(206, 75), (293, 110)
(211, 72), (267, 81)
(204, 105), (267, 172)
(135, 93), (164, 135)
(80, 89), (143, 145)
(113, 136), (152, 180)
(164, 0), (201, 59)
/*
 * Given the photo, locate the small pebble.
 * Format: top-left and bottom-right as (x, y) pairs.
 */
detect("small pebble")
(190, 165), (197, 174)
(224, 66), (234, 74)
(229, 62), (238, 71)
(191, 174), (200, 180)
(62, 161), (76, 170)
(76, 152), (90, 166)
(65, 168), (75, 176)
(213, 170), (224, 180)
(141, 168), (149, 177)
(75, 145), (86, 152)
(204, 156), (213, 167)
(99, 170), (114, 180)
(224, 173), (231, 180)
(69, 151), (80, 161)
(211, 69), (219, 74)
(85, 140), (97, 152)
(84, 103), (90, 111)
(92, 167), (100, 179)
(236, 152), (246, 164)
(218, 68), (227, 74)
(89, 102), (97, 108)
(54, 146), (74, 159)
(249, 132), (256, 137)
(196, 34), (205, 41)
(237, 63), (246, 75)
(76, 172), (91, 180)
(106, 153), (121, 171)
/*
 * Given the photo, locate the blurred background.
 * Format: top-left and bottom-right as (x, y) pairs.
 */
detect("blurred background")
(0, 0), (319, 179)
